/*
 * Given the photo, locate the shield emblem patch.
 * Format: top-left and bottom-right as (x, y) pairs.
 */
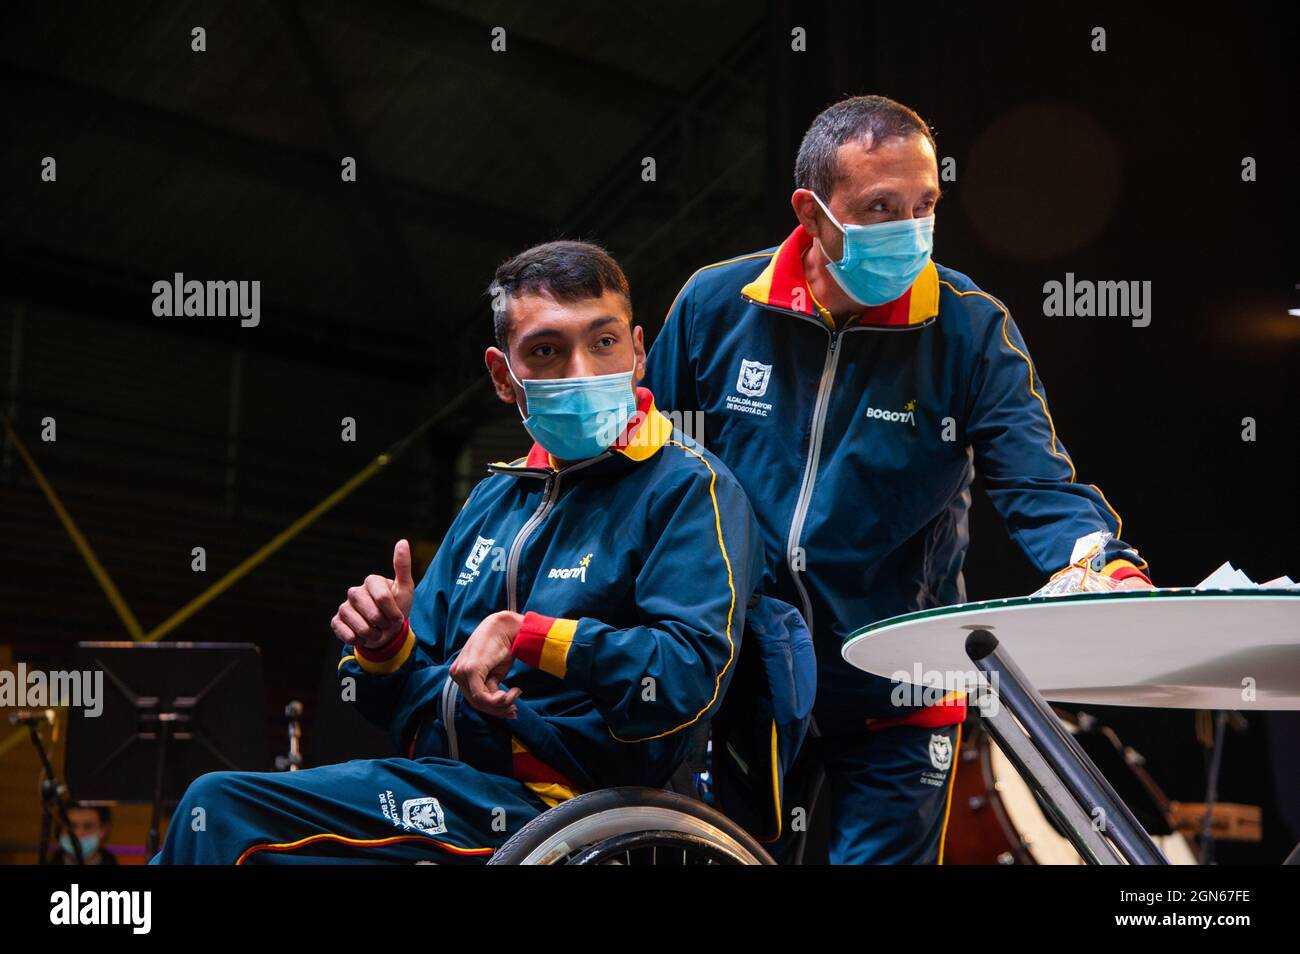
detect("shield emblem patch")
(736, 359), (772, 397)
(929, 733), (953, 771)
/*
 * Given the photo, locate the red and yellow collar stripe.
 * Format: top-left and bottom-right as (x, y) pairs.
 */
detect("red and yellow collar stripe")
(741, 225), (939, 329)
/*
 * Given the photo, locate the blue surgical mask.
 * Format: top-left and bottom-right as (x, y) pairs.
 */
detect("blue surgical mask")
(812, 193), (935, 307)
(505, 356), (637, 462)
(59, 832), (100, 860)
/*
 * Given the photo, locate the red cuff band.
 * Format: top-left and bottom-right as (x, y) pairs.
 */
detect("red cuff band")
(1107, 566), (1152, 585)
(357, 618), (409, 662)
(512, 611), (556, 669)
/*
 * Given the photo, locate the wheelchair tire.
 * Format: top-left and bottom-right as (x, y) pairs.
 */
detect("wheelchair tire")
(487, 786), (776, 865)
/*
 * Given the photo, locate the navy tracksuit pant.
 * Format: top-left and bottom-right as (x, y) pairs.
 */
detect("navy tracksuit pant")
(775, 721), (962, 865)
(149, 756), (551, 864)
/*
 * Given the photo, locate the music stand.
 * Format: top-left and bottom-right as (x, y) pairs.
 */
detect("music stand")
(65, 642), (270, 856)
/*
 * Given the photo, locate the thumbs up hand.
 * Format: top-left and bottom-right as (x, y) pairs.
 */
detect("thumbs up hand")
(331, 539), (417, 650)
(389, 538), (416, 614)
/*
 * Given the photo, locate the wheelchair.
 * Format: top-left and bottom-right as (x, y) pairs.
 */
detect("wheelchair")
(488, 720), (786, 865)
(488, 593), (815, 866)
(487, 784), (776, 866)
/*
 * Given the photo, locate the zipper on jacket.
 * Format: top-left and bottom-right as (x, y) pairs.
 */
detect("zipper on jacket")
(440, 676), (460, 761)
(506, 473), (557, 613)
(503, 455), (606, 612)
(435, 454), (607, 761)
(744, 291), (928, 636)
(433, 461), (553, 763)
(785, 326), (840, 636)
(778, 312), (874, 636)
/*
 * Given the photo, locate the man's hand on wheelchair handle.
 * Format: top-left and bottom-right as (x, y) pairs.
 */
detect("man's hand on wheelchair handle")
(451, 611), (524, 720)
(331, 539), (416, 650)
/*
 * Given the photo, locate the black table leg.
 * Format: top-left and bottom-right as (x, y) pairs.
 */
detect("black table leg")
(966, 628), (1168, 865)
(978, 699), (1121, 864)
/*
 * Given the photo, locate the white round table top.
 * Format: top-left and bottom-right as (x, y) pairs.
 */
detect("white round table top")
(841, 588), (1300, 709)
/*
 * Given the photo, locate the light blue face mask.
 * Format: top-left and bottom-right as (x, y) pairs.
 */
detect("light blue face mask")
(505, 355), (637, 462)
(59, 832), (100, 860)
(812, 192), (935, 307)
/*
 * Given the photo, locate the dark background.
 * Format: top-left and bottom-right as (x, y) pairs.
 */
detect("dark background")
(0, 2), (1295, 862)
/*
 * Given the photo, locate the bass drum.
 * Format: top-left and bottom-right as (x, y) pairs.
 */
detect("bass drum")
(944, 712), (1198, 865)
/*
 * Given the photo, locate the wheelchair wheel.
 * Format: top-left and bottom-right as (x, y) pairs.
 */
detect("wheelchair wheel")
(487, 787), (775, 865)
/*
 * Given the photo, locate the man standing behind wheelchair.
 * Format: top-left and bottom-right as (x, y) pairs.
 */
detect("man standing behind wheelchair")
(151, 241), (767, 863)
(644, 95), (1153, 864)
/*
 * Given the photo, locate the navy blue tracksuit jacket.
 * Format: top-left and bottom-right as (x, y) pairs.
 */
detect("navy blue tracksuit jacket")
(152, 388), (762, 863)
(644, 225), (1148, 862)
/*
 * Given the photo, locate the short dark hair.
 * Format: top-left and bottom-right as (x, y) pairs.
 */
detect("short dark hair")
(794, 95), (937, 199)
(488, 240), (632, 353)
(68, 805), (111, 825)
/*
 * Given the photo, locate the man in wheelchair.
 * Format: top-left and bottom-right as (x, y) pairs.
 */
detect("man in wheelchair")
(152, 241), (779, 863)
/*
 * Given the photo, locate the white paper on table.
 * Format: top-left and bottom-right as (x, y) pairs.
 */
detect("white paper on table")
(1195, 561), (1299, 590)
(1260, 575), (1299, 589)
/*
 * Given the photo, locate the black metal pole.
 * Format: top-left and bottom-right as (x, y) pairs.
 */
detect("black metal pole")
(977, 703), (1120, 864)
(147, 715), (171, 858)
(27, 719), (84, 864)
(1199, 710), (1229, 864)
(965, 629), (1167, 865)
